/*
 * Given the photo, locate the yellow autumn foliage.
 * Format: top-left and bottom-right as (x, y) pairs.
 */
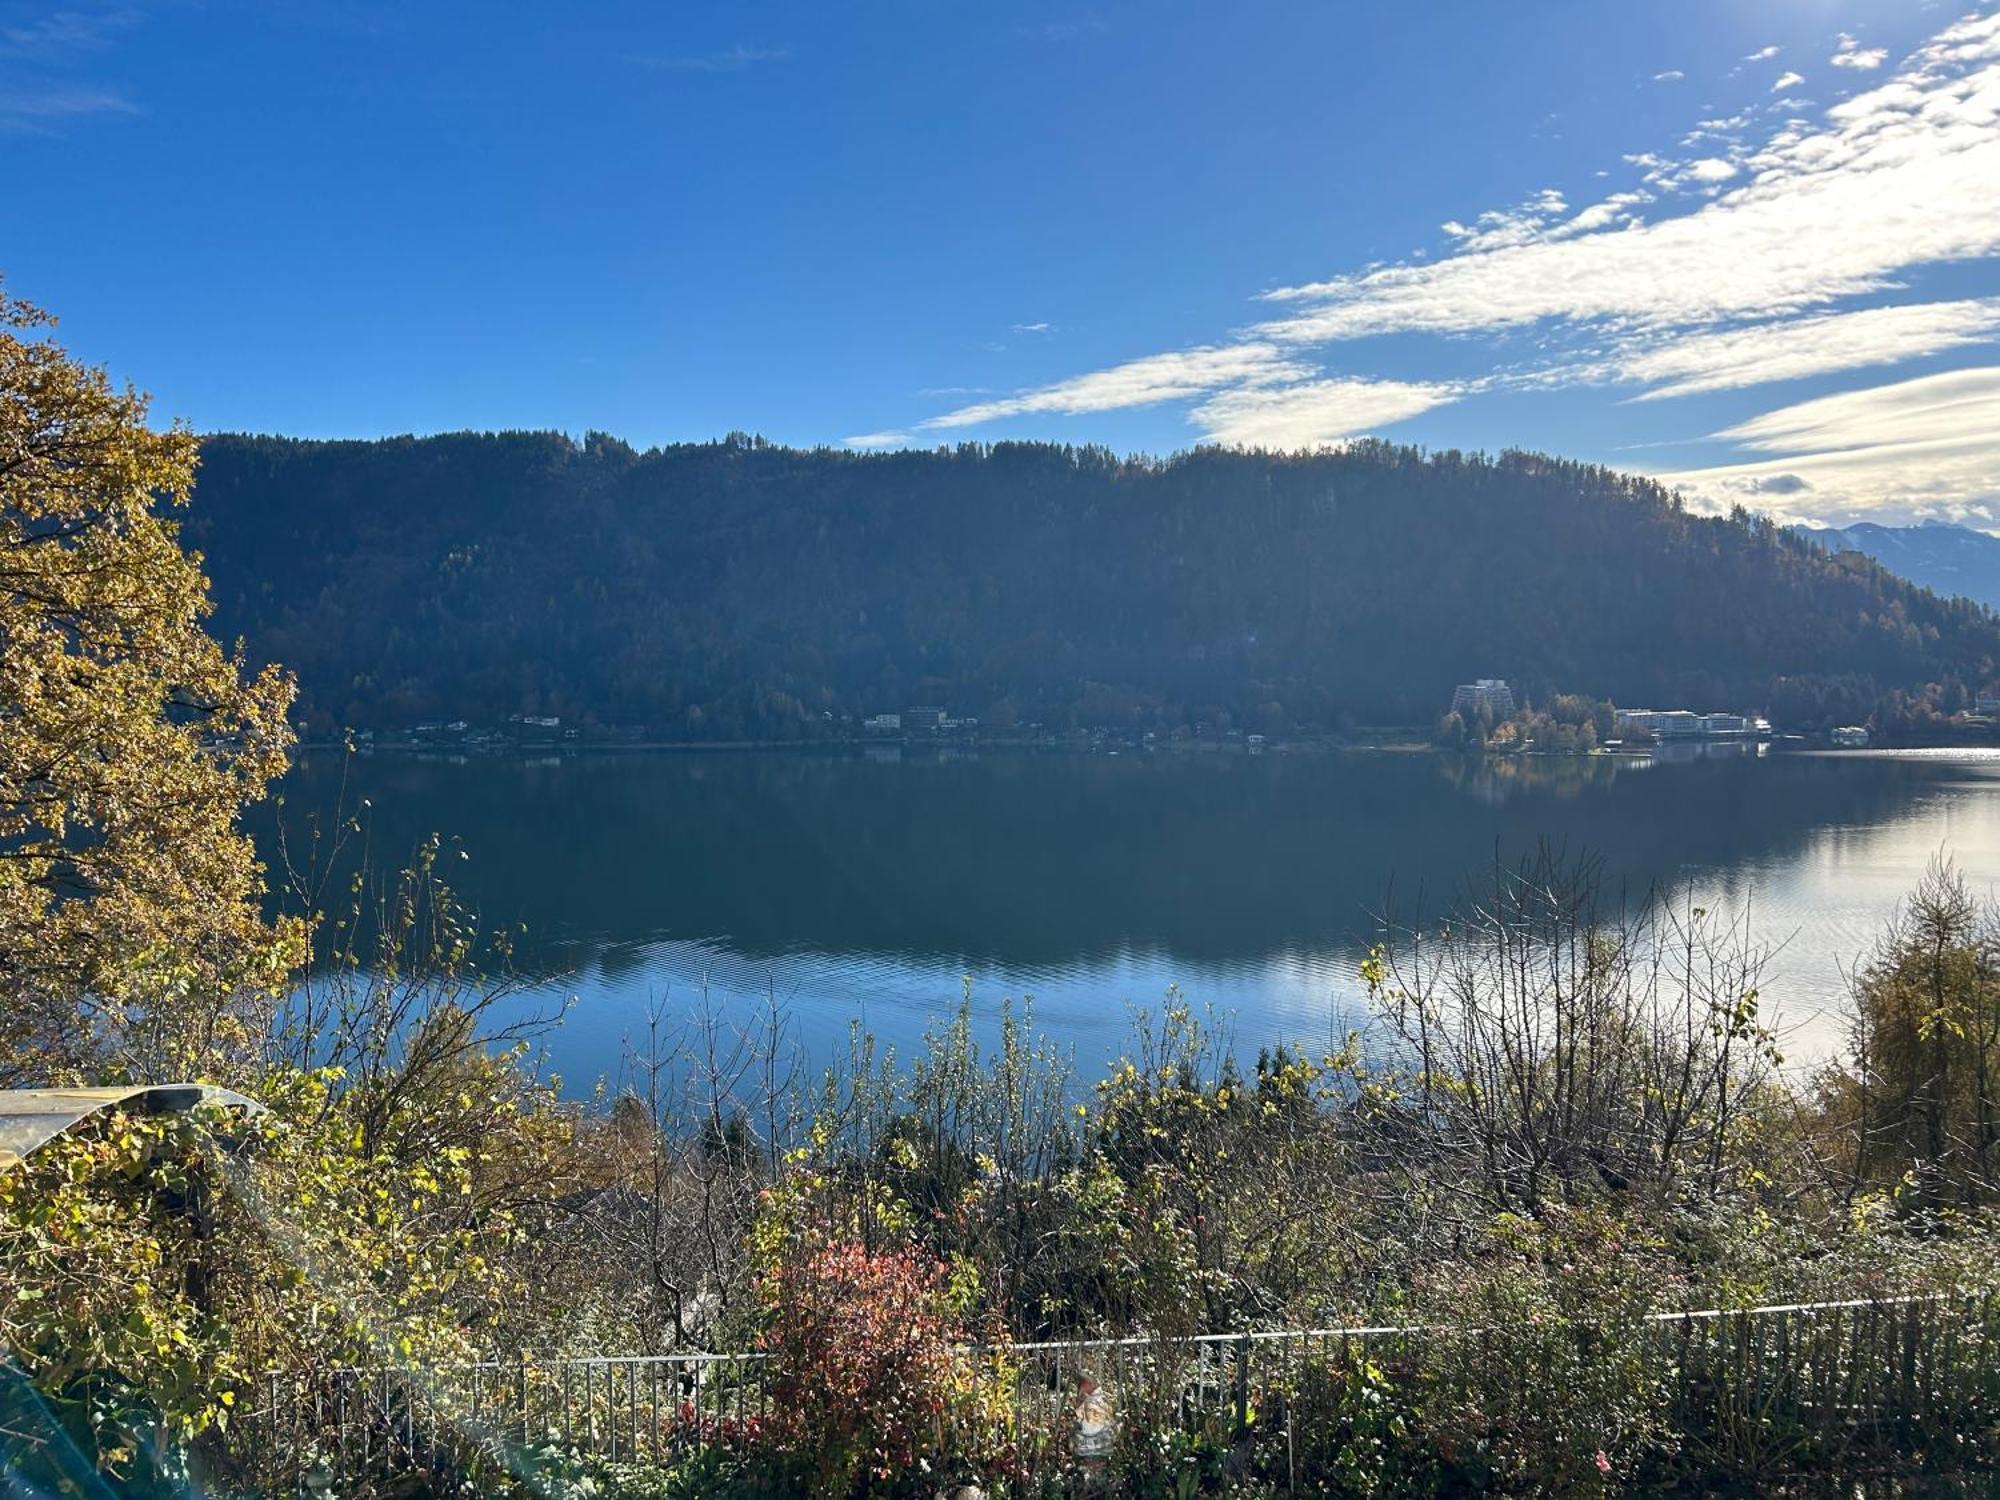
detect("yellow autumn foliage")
(0, 286), (299, 1084)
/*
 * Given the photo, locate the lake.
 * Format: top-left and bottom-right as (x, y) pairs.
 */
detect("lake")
(262, 744), (2000, 1090)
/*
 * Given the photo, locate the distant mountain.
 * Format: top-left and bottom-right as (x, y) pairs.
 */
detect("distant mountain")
(183, 433), (2000, 739)
(1801, 522), (2000, 614)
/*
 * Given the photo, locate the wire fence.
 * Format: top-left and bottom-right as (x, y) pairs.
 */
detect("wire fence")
(247, 1292), (2000, 1492)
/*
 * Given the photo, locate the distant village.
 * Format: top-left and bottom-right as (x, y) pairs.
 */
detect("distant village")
(328, 680), (2000, 758)
(1447, 677), (1873, 750)
(347, 704), (1280, 757)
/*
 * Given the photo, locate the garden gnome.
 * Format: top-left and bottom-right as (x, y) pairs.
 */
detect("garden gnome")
(1074, 1369), (1114, 1476)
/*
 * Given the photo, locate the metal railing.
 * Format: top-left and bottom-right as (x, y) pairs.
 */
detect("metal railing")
(246, 1291), (2000, 1491)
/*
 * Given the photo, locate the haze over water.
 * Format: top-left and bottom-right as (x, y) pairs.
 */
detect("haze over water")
(265, 747), (2000, 1089)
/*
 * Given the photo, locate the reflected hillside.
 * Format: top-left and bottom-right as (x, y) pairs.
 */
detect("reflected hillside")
(260, 747), (1938, 979)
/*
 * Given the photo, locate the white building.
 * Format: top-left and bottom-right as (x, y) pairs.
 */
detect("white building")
(1616, 708), (1701, 738)
(1832, 725), (1871, 747)
(1616, 708), (1760, 740)
(1450, 678), (1517, 720)
(863, 713), (902, 734)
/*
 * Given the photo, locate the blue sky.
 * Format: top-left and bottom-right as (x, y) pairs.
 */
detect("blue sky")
(5, 0), (2000, 527)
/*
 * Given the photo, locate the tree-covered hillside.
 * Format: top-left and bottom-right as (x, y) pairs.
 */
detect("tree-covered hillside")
(1803, 521), (2000, 614)
(185, 432), (2000, 738)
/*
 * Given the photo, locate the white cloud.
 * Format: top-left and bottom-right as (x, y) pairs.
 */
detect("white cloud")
(1746, 46), (1781, 62)
(1256, 12), (2000, 344)
(1654, 368), (2000, 523)
(0, 9), (138, 59)
(844, 7), (2000, 484)
(1771, 70), (1806, 92)
(1557, 189), (1654, 234)
(0, 84), (138, 130)
(843, 430), (910, 449)
(920, 343), (1311, 429)
(1191, 378), (1462, 449)
(1011, 321), (1054, 334)
(1716, 366), (2000, 453)
(1614, 298), (2000, 399)
(1653, 69), (1685, 83)
(1436, 187), (1576, 251)
(1832, 33), (1889, 71)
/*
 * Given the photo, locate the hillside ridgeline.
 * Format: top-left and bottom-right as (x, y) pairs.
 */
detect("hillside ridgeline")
(187, 432), (2000, 738)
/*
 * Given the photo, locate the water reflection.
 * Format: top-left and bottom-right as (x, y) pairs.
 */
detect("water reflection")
(258, 748), (2000, 1085)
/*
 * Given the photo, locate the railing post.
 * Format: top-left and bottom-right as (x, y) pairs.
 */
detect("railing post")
(1234, 1334), (1250, 1436)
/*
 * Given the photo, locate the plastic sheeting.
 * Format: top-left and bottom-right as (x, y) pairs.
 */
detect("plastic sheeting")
(0, 1084), (263, 1174)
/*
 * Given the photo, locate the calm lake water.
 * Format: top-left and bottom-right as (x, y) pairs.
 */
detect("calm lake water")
(262, 745), (2000, 1089)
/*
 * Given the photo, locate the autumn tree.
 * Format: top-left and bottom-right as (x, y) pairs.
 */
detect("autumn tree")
(0, 287), (297, 1083)
(1847, 858), (2000, 1208)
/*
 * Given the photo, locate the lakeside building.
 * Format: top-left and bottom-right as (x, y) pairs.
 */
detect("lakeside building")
(1977, 693), (2000, 715)
(863, 713), (902, 734)
(1832, 725), (1872, 747)
(1450, 679), (1516, 720)
(1615, 708), (1769, 740)
(903, 706), (946, 732)
(506, 713), (562, 741)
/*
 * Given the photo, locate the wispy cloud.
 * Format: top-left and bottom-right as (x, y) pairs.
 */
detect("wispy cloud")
(1439, 187), (1572, 251)
(849, 7), (2000, 494)
(1191, 378), (1462, 449)
(919, 343), (1312, 430)
(0, 6), (139, 59)
(641, 45), (789, 72)
(1831, 33), (1888, 71)
(1011, 321), (1054, 335)
(1652, 69), (1685, 84)
(1745, 45), (1781, 63)
(843, 430), (910, 450)
(1612, 299), (2000, 400)
(1722, 366), (2000, 453)
(0, 4), (145, 131)
(1256, 13), (2000, 343)
(1770, 70), (1805, 92)
(1654, 368), (2000, 525)
(0, 83), (137, 131)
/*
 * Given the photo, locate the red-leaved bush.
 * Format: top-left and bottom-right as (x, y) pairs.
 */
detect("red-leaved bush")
(757, 1239), (965, 1495)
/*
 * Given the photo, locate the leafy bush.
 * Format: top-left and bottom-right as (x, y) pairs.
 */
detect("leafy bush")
(1402, 1208), (1672, 1497)
(756, 1236), (999, 1497)
(1251, 1355), (1410, 1498)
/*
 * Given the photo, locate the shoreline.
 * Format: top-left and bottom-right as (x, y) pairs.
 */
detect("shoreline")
(290, 733), (2000, 761)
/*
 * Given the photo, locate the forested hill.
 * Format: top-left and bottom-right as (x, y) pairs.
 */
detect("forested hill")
(1802, 522), (2000, 614)
(184, 432), (2000, 739)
